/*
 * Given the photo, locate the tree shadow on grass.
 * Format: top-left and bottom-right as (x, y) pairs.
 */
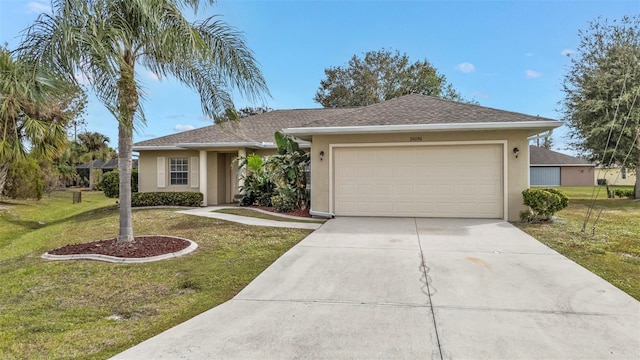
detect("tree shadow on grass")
(4, 205), (119, 231)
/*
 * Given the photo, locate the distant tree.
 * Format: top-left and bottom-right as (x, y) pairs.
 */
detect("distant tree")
(562, 16), (640, 197)
(22, 0), (268, 243)
(238, 106), (272, 118)
(0, 46), (85, 196)
(314, 49), (470, 108)
(534, 136), (554, 150)
(78, 132), (111, 190)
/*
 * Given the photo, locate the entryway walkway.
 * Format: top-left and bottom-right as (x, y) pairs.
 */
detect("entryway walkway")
(177, 206), (323, 230)
(112, 217), (640, 359)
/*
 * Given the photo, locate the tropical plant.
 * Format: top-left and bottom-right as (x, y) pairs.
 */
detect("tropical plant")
(77, 131), (110, 190)
(236, 154), (276, 206)
(267, 132), (310, 210)
(0, 46), (83, 196)
(21, 0), (268, 242)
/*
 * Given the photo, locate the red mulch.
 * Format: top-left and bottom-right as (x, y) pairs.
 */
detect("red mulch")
(254, 206), (312, 218)
(48, 236), (190, 258)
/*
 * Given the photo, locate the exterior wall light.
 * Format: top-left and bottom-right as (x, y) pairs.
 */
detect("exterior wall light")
(319, 150), (325, 161)
(513, 147), (520, 158)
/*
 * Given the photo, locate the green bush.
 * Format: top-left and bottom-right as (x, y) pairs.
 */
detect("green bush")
(271, 193), (296, 213)
(614, 188), (634, 198)
(131, 192), (202, 207)
(100, 169), (138, 198)
(3, 158), (44, 200)
(521, 188), (569, 222)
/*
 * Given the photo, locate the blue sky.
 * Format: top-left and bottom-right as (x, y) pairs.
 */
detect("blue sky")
(1, 0), (639, 152)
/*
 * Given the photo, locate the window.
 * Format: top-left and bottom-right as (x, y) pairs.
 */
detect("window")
(622, 167), (627, 179)
(170, 158), (189, 185)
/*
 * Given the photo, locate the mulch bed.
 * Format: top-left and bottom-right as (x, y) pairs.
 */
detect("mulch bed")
(48, 236), (190, 258)
(254, 206), (312, 218)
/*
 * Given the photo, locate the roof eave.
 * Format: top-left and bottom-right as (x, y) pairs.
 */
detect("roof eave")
(530, 164), (595, 167)
(284, 121), (563, 140)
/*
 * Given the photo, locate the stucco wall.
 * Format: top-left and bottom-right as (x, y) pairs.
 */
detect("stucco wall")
(560, 166), (595, 186)
(597, 168), (637, 186)
(138, 150), (200, 193)
(309, 130), (531, 222)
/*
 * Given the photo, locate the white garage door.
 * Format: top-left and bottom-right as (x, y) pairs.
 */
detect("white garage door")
(333, 144), (503, 218)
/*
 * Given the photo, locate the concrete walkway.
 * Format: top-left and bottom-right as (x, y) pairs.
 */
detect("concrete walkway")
(112, 217), (640, 359)
(177, 206), (323, 230)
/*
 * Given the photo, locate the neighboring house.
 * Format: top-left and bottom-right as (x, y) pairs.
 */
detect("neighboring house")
(529, 146), (595, 186)
(596, 166), (637, 186)
(134, 94), (561, 221)
(76, 159), (139, 180)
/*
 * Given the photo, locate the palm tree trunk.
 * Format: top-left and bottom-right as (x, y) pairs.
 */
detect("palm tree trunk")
(0, 163), (8, 196)
(117, 122), (134, 243)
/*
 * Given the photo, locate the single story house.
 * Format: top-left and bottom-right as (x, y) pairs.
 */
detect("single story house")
(529, 146), (595, 186)
(133, 94), (562, 221)
(596, 166), (637, 186)
(76, 159), (138, 179)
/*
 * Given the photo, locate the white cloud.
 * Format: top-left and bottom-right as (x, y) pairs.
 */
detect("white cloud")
(456, 62), (476, 73)
(146, 70), (161, 81)
(174, 124), (195, 132)
(166, 114), (184, 119)
(198, 116), (212, 122)
(561, 49), (575, 56)
(525, 69), (543, 79)
(525, 53), (534, 57)
(27, 1), (51, 14)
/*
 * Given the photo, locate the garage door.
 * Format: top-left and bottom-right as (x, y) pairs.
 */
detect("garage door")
(530, 167), (560, 186)
(333, 144), (503, 218)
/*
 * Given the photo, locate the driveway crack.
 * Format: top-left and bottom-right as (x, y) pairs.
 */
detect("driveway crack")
(415, 218), (444, 360)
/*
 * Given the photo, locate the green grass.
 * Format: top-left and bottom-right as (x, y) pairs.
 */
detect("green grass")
(0, 191), (312, 359)
(515, 186), (640, 301)
(214, 207), (325, 223)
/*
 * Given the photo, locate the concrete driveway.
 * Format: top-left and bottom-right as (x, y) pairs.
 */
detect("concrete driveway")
(113, 217), (640, 359)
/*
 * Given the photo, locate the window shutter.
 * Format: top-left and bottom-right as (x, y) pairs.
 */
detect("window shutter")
(190, 157), (199, 188)
(157, 157), (165, 188)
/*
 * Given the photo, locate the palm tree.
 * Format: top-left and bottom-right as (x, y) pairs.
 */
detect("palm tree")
(78, 132), (110, 190)
(0, 47), (76, 195)
(21, 0), (268, 243)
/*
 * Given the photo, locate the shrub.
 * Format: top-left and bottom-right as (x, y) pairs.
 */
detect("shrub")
(521, 188), (569, 222)
(100, 169), (139, 198)
(131, 192), (203, 207)
(271, 192), (296, 213)
(3, 158), (44, 200)
(614, 188), (634, 198)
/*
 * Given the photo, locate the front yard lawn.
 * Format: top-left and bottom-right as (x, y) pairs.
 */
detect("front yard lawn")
(516, 186), (640, 301)
(0, 191), (312, 359)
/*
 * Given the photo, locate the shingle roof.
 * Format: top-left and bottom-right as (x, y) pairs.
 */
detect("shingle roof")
(302, 94), (557, 127)
(134, 108), (353, 147)
(134, 94), (560, 148)
(530, 146), (593, 166)
(76, 159), (138, 169)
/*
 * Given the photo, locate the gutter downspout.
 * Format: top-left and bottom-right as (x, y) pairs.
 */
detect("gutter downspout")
(310, 209), (335, 219)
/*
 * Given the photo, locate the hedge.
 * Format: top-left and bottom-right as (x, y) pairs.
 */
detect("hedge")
(101, 169), (138, 198)
(131, 192), (203, 207)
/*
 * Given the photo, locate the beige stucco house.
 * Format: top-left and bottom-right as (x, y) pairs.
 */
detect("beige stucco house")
(529, 146), (595, 186)
(133, 94), (562, 221)
(596, 166), (637, 186)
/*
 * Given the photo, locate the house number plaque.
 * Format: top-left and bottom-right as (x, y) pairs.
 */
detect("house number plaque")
(409, 136), (423, 142)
